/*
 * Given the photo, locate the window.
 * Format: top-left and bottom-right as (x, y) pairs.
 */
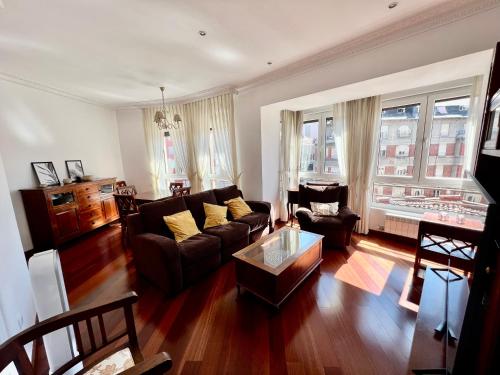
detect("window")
(164, 132), (189, 187)
(373, 86), (479, 213)
(205, 128), (232, 189)
(299, 111), (340, 182)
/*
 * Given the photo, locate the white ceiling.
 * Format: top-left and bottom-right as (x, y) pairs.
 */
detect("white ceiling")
(0, 0), (452, 106)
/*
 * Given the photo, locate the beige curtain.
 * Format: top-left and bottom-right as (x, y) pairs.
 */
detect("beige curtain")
(209, 93), (241, 185)
(344, 96), (381, 234)
(279, 110), (303, 221)
(143, 107), (168, 192)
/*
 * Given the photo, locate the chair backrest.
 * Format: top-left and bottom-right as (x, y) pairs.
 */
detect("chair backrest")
(418, 220), (483, 246)
(116, 180), (127, 188)
(171, 187), (191, 198)
(0, 292), (142, 375)
(169, 182), (184, 192)
(298, 184), (348, 209)
(117, 185), (137, 195)
(114, 194), (139, 220)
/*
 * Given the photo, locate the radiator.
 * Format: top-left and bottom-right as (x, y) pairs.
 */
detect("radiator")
(384, 213), (420, 239)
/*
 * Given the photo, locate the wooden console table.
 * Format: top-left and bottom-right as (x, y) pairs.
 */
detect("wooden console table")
(287, 189), (299, 224)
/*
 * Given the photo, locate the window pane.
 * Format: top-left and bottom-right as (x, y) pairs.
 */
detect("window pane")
(373, 182), (488, 217)
(376, 104), (420, 177)
(426, 96), (470, 178)
(164, 134), (180, 175)
(324, 117), (339, 175)
(300, 120), (319, 172)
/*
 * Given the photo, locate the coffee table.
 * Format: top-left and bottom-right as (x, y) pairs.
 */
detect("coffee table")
(232, 227), (323, 308)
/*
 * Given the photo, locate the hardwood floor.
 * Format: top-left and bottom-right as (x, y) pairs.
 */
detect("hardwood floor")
(58, 223), (422, 374)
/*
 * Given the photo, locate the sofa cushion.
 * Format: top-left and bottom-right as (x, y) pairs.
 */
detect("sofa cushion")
(178, 233), (221, 267)
(183, 190), (218, 229)
(213, 185), (243, 205)
(298, 184), (348, 210)
(163, 210), (201, 242)
(235, 212), (269, 232)
(204, 221), (250, 247)
(224, 197), (253, 219)
(203, 202), (229, 229)
(139, 197), (188, 238)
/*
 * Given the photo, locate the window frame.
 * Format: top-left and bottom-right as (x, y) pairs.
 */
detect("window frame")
(372, 85), (479, 212)
(299, 110), (341, 181)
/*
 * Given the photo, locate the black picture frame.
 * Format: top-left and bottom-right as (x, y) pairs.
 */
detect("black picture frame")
(65, 160), (85, 181)
(31, 162), (60, 186)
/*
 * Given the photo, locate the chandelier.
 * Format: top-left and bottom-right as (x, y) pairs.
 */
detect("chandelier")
(154, 87), (182, 130)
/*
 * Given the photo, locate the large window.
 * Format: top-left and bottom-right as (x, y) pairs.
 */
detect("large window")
(373, 86), (481, 213)
(164, 132), (189, 187)
(205, 128), (231, 189)
(299, 111), (340, 182)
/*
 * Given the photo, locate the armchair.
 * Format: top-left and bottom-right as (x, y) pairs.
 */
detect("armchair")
(295, 184), (359, 248)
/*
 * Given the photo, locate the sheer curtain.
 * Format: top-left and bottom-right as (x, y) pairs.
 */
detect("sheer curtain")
(339, 96), (381, 234)
(209, 93), (241, 185)
(183, 99), (211, 193)
(464, 75), (483, 176)
(143, 107), (168, 192)
(279, 110), (303, 221)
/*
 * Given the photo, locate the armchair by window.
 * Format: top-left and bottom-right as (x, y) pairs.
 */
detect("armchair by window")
(295, 184), (359, 248)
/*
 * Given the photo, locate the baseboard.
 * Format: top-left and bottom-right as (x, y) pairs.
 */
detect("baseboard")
(369, 229), (417, 246)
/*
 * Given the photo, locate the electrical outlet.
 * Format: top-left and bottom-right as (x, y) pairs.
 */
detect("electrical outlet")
(378, 225), (385, 231)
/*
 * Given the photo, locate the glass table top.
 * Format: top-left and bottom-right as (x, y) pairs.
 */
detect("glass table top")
(233, 227), (323, 275)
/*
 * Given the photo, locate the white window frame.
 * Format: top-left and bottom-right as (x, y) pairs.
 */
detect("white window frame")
(373, 85), (479, 211)
(205, 128), (231, 189)
(164, 132), (189, 185)
(299, 110), (341, 181)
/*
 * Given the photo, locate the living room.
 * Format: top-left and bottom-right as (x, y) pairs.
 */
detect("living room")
(1, 1), (500, 374)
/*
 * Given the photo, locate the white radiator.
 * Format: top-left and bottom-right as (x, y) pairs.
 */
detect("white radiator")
(384, 213), (420, 239)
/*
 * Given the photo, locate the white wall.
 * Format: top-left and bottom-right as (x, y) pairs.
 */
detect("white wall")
(116, 109), (152, 193)
(0, 81), (125, 251)
(0, 153), (36, 344)
(235, 6), (500, 202)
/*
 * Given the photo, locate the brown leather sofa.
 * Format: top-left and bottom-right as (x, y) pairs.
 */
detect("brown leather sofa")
(127, 185), (272, 294)
(295, 184), (359, 248)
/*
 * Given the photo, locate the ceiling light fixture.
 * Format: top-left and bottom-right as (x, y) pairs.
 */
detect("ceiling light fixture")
(388, 2), (398, 9)
(199, 30), (207, 36)
(154, 87), (182, 130)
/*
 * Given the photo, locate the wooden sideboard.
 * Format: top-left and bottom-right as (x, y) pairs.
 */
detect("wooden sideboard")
(20, 178), (119, 251)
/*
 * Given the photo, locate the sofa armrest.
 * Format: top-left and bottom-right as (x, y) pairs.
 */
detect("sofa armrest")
(131, 233), (183, 294)
(127, 213), (144, 238)
(245, 200), (271, 214)
(337, 206), (360, 229)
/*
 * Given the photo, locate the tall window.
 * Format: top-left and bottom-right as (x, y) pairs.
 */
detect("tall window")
(373, 86), (483, 213)
(299, 111), (340, 182)
(164, 132), (189, 187)
(205, 128), (231, 189)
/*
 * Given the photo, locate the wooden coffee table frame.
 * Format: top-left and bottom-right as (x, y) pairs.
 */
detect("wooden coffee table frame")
(233, 227), (323, 308)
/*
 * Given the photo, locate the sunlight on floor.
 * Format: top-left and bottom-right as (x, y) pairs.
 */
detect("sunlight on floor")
(399, 269), (420, 313)
(335, 250), (394, 296)
(356, 239), (416, 263)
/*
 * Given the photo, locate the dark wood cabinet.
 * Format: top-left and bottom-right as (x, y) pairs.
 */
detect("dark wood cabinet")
(20, 178), (119, 251)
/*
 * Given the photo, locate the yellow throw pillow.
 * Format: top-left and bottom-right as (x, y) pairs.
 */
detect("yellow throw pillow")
(163, 210), (201, 242)
(203, 202), (229, 229)
(224, 197), (252, 219)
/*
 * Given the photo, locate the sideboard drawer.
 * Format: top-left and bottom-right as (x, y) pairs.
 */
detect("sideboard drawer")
(77, 192), (100, 207)
(79, 207), (104, 231)
(76, 184), (99, 196)
(78, 200), (101, 212)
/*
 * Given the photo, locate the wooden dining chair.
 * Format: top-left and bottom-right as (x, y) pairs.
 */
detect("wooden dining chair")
(169, 182), (183, 192)
(171, 187), (191, 198)
(114, 194), (139, 245)
(0, 292), (172, 375)
(117, 185), (138, 195)
(413, 220), (482, 277)
(116, 180), (127, 188)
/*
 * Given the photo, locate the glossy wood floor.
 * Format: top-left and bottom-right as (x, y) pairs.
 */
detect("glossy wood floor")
(59, 223), (422, 375)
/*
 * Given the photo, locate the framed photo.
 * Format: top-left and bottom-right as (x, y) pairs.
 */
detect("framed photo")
(31, 162), (60, 186)
(65, 160), (85, 181)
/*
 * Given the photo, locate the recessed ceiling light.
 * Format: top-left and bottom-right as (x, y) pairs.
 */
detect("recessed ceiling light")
(388, 2), (398, 9)
(267, 61), (272, 66)
(198, 30), (207, 36)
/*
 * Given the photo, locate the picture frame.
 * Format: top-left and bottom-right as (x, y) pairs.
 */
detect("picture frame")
(65, 160), (85, 181)
(31, 162), (60, 186)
